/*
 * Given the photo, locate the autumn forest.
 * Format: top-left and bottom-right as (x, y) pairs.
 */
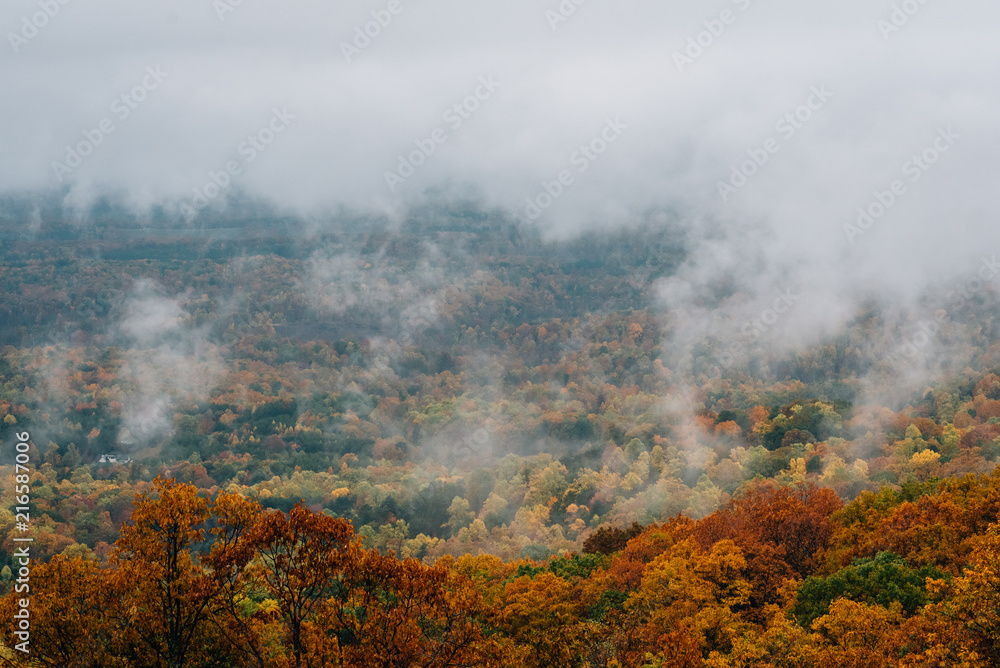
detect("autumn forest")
(2, 204), (1000, 666)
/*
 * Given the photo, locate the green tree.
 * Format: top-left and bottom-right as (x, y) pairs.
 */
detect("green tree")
(793, 551), (945, 627)
(445, 496), (475, 536)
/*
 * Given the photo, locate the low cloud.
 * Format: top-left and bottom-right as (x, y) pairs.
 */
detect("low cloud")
(4, 0), (999, 411)
(113, 279), (223, 446)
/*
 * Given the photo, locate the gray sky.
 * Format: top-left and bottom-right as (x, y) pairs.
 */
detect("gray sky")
(3, 1), (999, 298)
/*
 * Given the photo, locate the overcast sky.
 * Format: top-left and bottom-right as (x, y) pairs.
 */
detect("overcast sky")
(2, 1), (999, 299)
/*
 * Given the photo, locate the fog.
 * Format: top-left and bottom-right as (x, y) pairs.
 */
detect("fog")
(3, 2), (994, 240)
(4, 0), (999, 408)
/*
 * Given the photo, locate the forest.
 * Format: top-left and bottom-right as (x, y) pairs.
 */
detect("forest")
(2, 203), (1000, 666)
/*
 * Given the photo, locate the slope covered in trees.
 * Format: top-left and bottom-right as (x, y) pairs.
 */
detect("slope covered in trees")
(4, 471), (1000, 666)
(3, 210), (1000, 664)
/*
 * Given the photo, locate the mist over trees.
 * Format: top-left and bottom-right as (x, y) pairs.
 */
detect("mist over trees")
(2, 201), (1000, 665)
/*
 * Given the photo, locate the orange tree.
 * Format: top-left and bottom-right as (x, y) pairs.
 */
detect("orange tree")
(109, 477), (247, 668)
(0, 555), (115, 667)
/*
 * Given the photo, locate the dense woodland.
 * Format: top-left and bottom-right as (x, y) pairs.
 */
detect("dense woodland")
(2, 201), (1000, 665)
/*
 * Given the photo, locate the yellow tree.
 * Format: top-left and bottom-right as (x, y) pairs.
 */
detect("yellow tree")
(627, 539), (751, 668)
(243, 502), (358, 668)
(110, 477), (241, 668)
(933, 524), (1000, 664)
(0, 556), (116, 668)
(797, 600), (910, 668)
(499, 571), (589, 668)
(203, 490), (273, 668)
